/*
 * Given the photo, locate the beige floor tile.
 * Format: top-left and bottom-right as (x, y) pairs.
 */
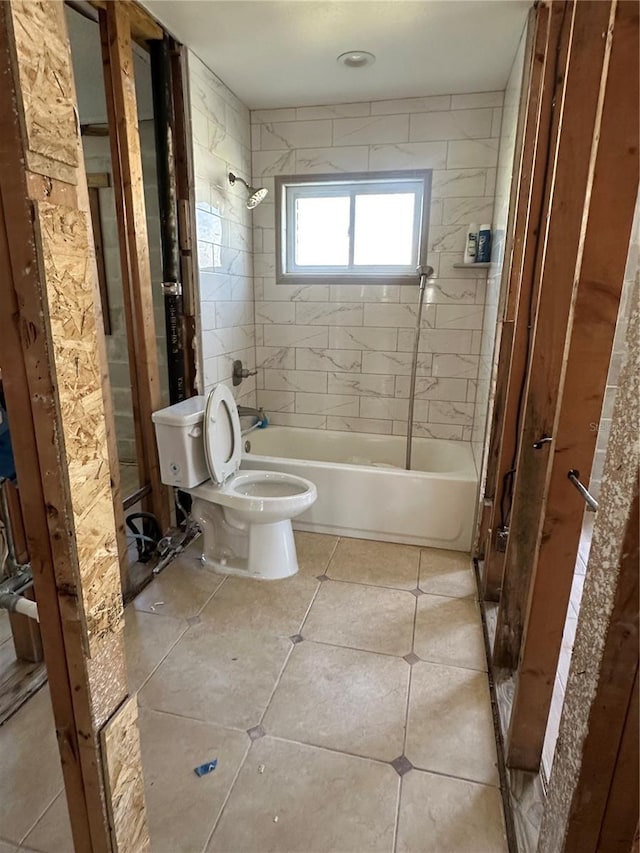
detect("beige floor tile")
(263, 641), (409, 761)
(0, 843), (17, 853)
(303, 580), (415, 656)
(419, 548), (477, 598)
(21, 793), (72, 853)
(124, 608), (188, 693)
(139, 707), (249, 853)
(328, 537), (420, 590)
(293, 531), (339, 575)
(200, 573), (318, 637)
(208, 736), (398, 853)
(139, 621), (292, 729)
(406, 661), (499, 785)
(133, 555), (224, 620)
(414, 595), (487, 671)
(0, 688), (62, 844)
(397, 769), (507, 852)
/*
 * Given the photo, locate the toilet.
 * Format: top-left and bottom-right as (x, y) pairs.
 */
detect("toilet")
(152, 387), (317, 580)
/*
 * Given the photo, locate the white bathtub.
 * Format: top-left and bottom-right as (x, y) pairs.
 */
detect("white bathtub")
(241, 426), (478, 551)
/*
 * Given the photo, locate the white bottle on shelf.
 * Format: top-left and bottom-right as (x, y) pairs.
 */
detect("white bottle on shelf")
(463, 223), (479, 264)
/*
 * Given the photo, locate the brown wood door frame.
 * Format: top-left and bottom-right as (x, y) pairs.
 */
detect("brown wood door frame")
(0, 1), (149, 847)
(479, 1), (569, 598)
(98, 1), (171, 534)
(502, 0), (639, 771)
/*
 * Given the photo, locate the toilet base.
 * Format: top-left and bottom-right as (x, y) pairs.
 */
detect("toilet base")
(194, 498), (299, 580)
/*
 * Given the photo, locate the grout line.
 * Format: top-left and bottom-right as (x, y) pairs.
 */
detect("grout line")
(249, 543), (338, 728)
(393, 592), (418, 852)
(201, 733), (253, 852)
(194, 575), (229, 617)
(17, 787), (62, 848)
(138, 704), (250, 736)
(392, 774), (403, 853)
(260, 731), (398, 768)
(129, 614), (191, 696)
(257, 642), (295, 728)
(252, 729), (503, 790)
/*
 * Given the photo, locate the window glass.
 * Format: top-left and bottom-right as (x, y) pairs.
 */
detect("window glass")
(295, 196), (350, 266)
(277, 171), (431, 283)
(353, 192), (415, 266)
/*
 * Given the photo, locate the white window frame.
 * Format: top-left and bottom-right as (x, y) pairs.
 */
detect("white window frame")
(275, 170), (432, 285)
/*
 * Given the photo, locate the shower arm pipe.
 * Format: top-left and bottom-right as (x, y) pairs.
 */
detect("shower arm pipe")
(405, 265), (434, 471)
(232, 174), (251, 191)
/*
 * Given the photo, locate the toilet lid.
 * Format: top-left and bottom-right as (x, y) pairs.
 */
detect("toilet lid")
(203, 384), (242, 484)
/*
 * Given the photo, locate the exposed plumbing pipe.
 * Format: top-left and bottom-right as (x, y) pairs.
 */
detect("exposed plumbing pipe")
(0, 592), (38, 622)
(150, 37), (186, 407)
(405, 265), (434, 471)
(0, 477), (30, 575)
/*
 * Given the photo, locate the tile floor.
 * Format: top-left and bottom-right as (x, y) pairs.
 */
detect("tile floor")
(0, 533), (508, 853)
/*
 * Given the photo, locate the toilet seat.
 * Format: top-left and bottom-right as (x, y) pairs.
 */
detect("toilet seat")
(203, 384), (242, 484)
(189, 469), (317, 523)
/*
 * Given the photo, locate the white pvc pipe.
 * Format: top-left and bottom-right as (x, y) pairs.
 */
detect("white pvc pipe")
(0, 593), (39, 622)
(14, 596), (39, 622)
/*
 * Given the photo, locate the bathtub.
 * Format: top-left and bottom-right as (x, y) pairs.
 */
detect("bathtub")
(241, 427), (478, 552)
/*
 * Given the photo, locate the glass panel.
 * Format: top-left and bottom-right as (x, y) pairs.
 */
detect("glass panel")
(295, 196), (350, 266)
(353, 192), (416, 266)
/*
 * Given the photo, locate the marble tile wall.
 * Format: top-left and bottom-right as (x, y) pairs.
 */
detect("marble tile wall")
(250, 93), (504, 438)
(189, 53), (257, 406)
(472, 25), (528, 473)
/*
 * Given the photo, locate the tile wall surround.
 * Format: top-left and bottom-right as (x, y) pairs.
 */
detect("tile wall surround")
(472, 24), (528, 472)
(250, 92), (504, 440)
(189, 52), (257, 407)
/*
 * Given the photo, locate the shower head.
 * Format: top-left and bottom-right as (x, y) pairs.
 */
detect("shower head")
(228, 172), (268, 209)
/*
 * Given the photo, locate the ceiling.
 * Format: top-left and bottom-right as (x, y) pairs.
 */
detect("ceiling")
(142, 0), (531, 109)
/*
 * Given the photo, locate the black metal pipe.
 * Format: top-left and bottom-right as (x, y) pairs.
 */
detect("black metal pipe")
(150, 37), (186, 405)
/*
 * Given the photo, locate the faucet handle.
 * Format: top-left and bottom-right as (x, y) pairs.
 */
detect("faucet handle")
(232, 359), (258, 387)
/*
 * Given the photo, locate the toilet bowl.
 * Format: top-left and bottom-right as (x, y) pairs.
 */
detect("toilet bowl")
(152, 387), (317, 580)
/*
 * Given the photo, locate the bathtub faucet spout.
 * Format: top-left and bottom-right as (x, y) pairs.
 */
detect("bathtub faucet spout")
(237, 405), (265, 421)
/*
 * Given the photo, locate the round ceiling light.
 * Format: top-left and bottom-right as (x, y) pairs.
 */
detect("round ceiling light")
(337, 50), (376, 69)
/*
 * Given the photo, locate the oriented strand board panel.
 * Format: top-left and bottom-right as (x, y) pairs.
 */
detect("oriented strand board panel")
(9, 0), (78, 180)
(34, 201), (123, 654)
(101, 697), (150, 852)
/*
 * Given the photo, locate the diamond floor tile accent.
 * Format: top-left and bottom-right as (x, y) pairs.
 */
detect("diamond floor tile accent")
(403, 652), (420, 665)
(289, 633), (304, 644)
(247, 725), (266, 741)
(391, 755), (414, 776)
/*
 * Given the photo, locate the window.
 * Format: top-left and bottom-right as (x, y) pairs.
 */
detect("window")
(276, 170), (431, 284)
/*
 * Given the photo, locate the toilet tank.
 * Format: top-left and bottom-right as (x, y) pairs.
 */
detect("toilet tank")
(152, 396), (209, 488)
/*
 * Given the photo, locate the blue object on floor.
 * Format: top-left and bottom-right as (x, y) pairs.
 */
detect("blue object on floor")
(194, 759), (218, 777)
